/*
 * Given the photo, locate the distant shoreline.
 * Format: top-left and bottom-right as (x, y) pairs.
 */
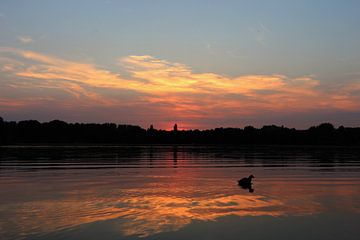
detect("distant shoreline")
(1, 118), (360, 146)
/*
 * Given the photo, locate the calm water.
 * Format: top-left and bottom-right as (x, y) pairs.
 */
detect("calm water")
(1, 146), (360, 240)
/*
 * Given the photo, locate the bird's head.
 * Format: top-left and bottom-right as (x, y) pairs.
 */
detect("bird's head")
(249, 175), (255, 179)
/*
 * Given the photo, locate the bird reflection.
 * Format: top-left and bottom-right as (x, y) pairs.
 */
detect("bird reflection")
(240, 184), (254, 193)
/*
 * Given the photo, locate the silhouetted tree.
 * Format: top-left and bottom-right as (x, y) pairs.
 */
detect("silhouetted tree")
(0, 119), (359, 145)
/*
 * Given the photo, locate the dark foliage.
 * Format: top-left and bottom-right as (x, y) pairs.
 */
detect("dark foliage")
(0, 117), (359, 145)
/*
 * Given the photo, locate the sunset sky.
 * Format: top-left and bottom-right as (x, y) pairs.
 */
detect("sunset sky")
(1, 0), (360, 129)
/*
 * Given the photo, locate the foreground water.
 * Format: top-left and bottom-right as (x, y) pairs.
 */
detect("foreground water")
(1, 145), (360, 240)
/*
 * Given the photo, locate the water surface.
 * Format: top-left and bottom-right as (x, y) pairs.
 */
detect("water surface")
(1, 146), (360, 240)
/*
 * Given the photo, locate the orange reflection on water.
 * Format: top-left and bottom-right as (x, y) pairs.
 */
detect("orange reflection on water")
(1, 189), (285, 237)
(3, 174), (358, 238)
(1, 153), (360, 240)
(116, 194), (284, 237)
(2, 194), (283, 238)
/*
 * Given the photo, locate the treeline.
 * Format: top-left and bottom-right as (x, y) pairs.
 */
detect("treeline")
(0, 117), (360, 145)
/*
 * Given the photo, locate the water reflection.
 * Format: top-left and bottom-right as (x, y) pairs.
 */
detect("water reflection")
(0, 185), (279, 237)
(0, 146), (360, 239)
(2, 172), (360, 239)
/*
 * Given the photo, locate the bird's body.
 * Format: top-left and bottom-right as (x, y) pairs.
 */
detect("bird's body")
(238, 175), (254, 187)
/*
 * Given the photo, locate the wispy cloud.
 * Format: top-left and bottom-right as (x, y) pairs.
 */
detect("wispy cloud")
(18, 36), (34, 44)
(1, 48), (359, 128)
(120, 55), (326, 115)
(249, 21), (271, 46)
(205, 42), (216, 55)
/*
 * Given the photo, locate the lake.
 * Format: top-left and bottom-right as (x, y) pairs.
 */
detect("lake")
(1, 145), (360, 240)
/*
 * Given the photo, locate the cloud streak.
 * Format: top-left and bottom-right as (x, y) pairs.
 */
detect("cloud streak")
(18, 36), (34, 44)
(1, 48), (360, 128)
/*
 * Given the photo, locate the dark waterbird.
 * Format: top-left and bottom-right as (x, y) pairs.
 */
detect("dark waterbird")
(238, 175), (255, 192)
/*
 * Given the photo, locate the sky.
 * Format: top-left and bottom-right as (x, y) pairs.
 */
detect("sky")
(1, 0), (360, 129)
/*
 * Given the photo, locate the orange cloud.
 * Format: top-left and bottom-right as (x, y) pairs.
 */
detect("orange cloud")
(1, 48), (360, 128)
